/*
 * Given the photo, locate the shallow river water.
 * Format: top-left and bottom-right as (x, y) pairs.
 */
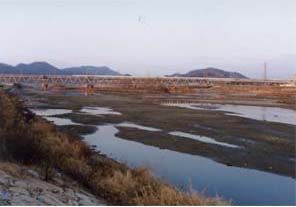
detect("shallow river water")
(84, 125), (295, 205)
(31, 107), (296, 205)
(163, 103), (296, 125)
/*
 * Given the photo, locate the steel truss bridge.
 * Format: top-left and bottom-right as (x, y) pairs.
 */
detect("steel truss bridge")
(0, 75), (291, 90)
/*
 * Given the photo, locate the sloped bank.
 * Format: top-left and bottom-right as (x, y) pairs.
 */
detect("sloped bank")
(0, 162), (104, 205)
(0, 90), (226, 205)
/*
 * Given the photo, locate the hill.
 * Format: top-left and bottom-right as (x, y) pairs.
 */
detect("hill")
(0, 63), (17, 74)
(0, 62), (121, 76)
(15, 62), (60, 75)
(169, 67), (248, 79)
(62, 66), (120, 75)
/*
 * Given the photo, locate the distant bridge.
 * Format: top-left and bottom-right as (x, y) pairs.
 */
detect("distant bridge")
(0, 75), (291, 92)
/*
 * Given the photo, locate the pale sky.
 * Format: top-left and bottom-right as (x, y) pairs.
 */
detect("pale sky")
(0, 0), (295, 78)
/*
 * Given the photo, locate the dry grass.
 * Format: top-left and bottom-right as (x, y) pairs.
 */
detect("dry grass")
(92, 167), (225, 205)
(0, 162), (23, 177)
(0, 90), (227, 205)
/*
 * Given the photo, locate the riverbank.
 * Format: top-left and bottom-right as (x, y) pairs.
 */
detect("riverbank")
(0, 90), (226, 205)
(0, 162), (104, 205)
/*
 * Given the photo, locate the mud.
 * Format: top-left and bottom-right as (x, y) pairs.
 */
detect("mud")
(18, 87), (295, 177)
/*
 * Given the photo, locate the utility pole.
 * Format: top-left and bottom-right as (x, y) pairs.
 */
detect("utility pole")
(264, 62), (267, 80)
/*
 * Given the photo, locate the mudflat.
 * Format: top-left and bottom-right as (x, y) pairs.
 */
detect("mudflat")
(21, 88), (295, 178)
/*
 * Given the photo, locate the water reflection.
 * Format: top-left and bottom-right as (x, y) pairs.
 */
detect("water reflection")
(80, 107), (121, 115)
(30, 109), (72, 116)
(84, 125), (296, 205)
(163, 104), (296, 125)
(117, 122), (161, 132)
(44, 117), (80, 126)
(169, 131), (240, 148)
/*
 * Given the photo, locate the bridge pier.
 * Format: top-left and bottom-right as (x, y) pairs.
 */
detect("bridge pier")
(85, 84), (94, 95)
(41, 83), (49, 91)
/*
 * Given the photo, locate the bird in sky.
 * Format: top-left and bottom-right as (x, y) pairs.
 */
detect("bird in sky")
(138, 15), (146, 24)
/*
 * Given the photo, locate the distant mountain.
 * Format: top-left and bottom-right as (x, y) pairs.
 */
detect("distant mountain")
(0, 63), (15, 74)
(0, 62), (121, 76)
(62, 66), (120, 76)
(15, 62), (60, 75)
(169, 68), (248, 79)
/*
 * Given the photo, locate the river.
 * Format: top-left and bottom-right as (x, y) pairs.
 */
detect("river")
(31, 105), (296, 205)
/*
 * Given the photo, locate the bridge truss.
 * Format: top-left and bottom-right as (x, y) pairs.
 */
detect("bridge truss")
(0, 75), (290, 91)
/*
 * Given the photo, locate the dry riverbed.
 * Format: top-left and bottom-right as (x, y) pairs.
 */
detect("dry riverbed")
(21, 89), (295, 178)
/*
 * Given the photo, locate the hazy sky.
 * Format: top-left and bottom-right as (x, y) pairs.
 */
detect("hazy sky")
(0, 0), (295, 78)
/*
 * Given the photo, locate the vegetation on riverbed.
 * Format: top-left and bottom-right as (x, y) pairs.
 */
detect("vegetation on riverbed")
(0, 90), (226, 205)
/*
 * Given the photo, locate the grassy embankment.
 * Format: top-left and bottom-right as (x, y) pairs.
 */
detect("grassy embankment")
(0, 90), (226, 205)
